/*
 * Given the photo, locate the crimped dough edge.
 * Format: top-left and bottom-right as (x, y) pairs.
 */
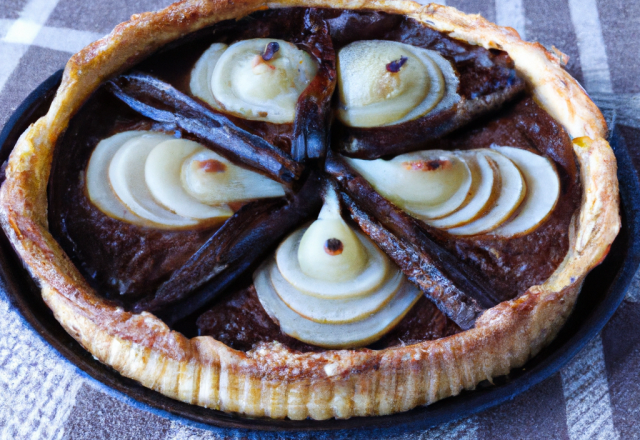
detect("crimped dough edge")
(0, 0), (619, 420)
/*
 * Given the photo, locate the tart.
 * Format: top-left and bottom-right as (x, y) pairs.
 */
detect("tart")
(0, 0), (620, 421)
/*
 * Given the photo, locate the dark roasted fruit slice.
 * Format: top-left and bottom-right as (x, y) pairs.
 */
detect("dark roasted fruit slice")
(107, 73), (304, 184)
(133, 172), (324, 325)
(326, 152), (503, 329)
(292, 10), (337, 163)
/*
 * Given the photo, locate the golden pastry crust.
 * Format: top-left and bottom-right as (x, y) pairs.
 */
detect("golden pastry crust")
(0, 0), (619, 420)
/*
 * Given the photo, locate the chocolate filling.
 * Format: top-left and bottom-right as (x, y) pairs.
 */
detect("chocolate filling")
(48, 8), (581, 352)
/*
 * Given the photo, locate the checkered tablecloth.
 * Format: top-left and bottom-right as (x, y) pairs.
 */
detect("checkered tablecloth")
(1, 0), (639, 438)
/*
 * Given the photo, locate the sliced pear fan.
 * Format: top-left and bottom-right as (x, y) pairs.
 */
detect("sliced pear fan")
(276, 227), (389, 299)
(336, 40), (459, 128)
(427, 150), (500, 229)
(145, 139), (234, 220)
(87, 131), (151, 225)
(88, 131), (285, 228)
(181, 149), (285, 205)
(394, 47), (459, 125)
(254, 264), (422, 348)
(209, 38), (318, 123)
(337, 41), (429, 127)
(189, 42), (228, 110)
(270, 262), (403, 324)
(489, 146), (560, 237)
(448, 150), (526, 236)
(346, 150), (472, 220)
(108, 134), (200, 228)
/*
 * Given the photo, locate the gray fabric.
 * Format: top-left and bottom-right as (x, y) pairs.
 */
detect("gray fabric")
(0, 0), (638, 438)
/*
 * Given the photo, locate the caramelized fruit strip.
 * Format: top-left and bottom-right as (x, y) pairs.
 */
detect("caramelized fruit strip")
(335, 75), (526, 159)
(292, 10), (337, 162)
(107, 73), (304, 184)
(326, 152), (502, 329)
(134, 172), (324, 325)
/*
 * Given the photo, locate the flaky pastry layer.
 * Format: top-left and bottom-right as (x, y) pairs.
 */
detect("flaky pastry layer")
(0, 0), (619, 420)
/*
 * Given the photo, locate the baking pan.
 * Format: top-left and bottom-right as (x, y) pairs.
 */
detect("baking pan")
(0, 69), (638, 437)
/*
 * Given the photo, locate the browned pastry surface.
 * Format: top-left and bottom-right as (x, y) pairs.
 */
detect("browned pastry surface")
(0, 0), (619, 420)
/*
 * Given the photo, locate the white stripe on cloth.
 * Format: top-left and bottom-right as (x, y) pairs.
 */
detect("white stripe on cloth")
(0, 19), (103, 54)
(567, 0), (613, 94)
(411, 416), (479, 440)
(561, 336), (619, 440)
(0, 290), (85, 440)
(33, 26), (103, 54)
(0, 1), (86, 437)
(0, 19), (12, 39)
(495, 0), (526, 40)
(0, 0), (61, 92)
(564, 10), (623, 433)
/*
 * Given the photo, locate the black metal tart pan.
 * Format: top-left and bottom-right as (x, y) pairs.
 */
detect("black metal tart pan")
(0, 70), (638, 437)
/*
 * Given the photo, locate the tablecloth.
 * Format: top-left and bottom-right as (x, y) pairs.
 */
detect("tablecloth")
(0, 0), (639, 438)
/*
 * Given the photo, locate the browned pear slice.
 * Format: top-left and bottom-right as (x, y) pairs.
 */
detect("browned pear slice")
(336, 40), (459, 127)
(210, 38), (318, 123)
(269, 261), (403, 324)
(189, 42), (228, 110)
(345, 150), (472, 220)
(108, 133), (200, 228)
(145, 139), (233, 220)
(448, 150), (526, 236)
(489, 146), (560, 237)
(181, 149), (286, 205)
(87, 131), (149, 225)
(337, 41), (430, 127)
(276, 226), (389, 299)
(427, 150), (500, 229)
(254, 263), (421, 348)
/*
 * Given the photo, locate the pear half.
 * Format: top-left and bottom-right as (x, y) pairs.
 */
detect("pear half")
(181, 149), (285, 205)
(427, 150), (500, 229)
(254, 263), (421, 348)
(209, 38), (318, 123)
(346, 150), (473, 220)
(490, 146), (560, 237)
(86, 131), (150, 225)
(277, 225), (389, 299)
(337, 40), (459, 127)
(448, 150), (526, 236)
(145, 139), (233, 220)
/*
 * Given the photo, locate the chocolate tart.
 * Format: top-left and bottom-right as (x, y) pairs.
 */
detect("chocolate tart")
(0, 0), (620, 421)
